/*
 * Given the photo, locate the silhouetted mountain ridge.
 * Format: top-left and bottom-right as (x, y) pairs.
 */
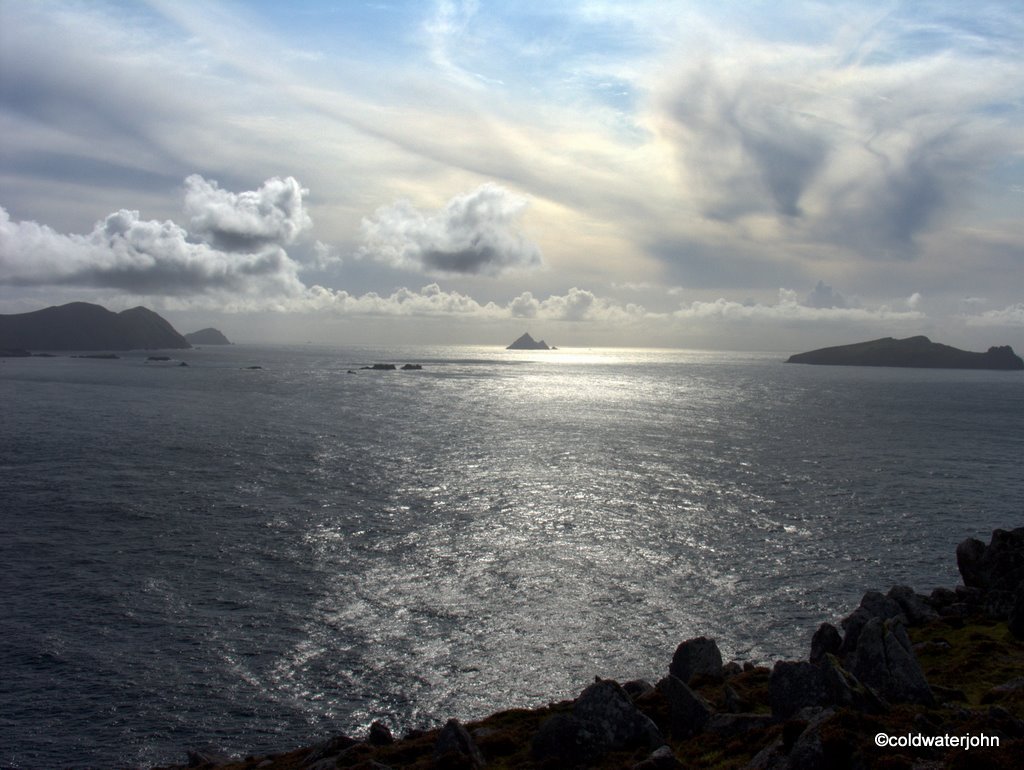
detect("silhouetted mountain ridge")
(0, 302), (191, 351)
(787, 335), (1023, 370)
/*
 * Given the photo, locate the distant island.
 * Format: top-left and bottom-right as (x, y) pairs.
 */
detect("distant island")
(787, 336), (1023, 370)
(185, 328), (231, 345)
(506, 332), (554, 350)
(0, 302), (191, 351)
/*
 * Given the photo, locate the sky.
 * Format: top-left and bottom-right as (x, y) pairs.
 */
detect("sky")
(1, 0), (1022, 351)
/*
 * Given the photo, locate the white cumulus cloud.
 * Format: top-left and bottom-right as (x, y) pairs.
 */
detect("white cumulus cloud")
(184, 174), (312, 252)
(358, 183), (543, 276)
(0, 176), (312, 297)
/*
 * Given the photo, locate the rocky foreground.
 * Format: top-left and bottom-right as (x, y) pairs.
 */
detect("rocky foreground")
(159, 529), (1024, 770)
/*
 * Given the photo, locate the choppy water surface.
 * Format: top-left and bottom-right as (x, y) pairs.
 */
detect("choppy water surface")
(1, 345), (1021, 767)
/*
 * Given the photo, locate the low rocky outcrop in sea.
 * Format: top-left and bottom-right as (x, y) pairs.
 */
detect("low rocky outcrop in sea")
(185, 328), (232, 345)
(358, 363), (424, 371)
(507, 332), (554, 350)
(157, 528), (1024, 769)
(786, 336), (1024, 370)
(0, 302), (191, 351)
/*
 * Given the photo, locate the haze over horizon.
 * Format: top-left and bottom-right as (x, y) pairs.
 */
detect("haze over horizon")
(1, 1), (1022, 351)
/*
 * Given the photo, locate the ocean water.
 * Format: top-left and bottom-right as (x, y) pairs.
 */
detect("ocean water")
(1, 345), (1022, 768)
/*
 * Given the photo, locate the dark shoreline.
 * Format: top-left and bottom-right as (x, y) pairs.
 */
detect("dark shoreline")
(154, 528), (1024, 770)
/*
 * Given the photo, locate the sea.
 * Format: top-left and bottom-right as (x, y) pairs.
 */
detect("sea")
(1, 344), (1022, 768)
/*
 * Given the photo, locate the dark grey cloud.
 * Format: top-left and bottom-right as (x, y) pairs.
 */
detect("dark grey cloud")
(358, 183), (543, 276)
(814, 129), (972, 260)
(664, 64), (831, 221)
(0, 176), (310, 297)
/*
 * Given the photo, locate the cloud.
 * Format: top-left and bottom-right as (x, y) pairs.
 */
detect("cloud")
(0, 176), (310, 296)
(964, 303), (1024, 328)
(184, 174), (311, 252)
(358, 183), (543, 276)
(673, 287), (925, 325)
(293, 283), (646, 323)
(655, 38), (1022, 261)
(805, 280), (847, 309)
(536, 287), (647, 323)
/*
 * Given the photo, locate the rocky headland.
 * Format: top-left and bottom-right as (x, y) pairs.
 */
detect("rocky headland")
(0, 302), (191, 351)
(156, 528), (1024, 770)
(786, 337), (1024, 370)
(185, 328), (232, 345)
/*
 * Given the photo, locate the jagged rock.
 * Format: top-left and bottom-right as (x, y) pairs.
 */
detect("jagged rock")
(819, 655), (886, 714)
(723, 661), (743, 677)
(844, 617), (934, 705)
(744, 708), (835, 770)
(434, 718), (485, 769)
(669, 636), (723, 684)
(929, 586), (958, 609)
(769, 655), (884, 721)
(573, 678), (663, 751)
(186, 746), (232, 767)
(723, 682), (750, 713)
(1010, 585), (1024, 639)
(808, 622), (842, 665)
(839, 590), (907, 656)
(622, 679), (656, 700)
(632, 744), (683, 770)
(368, 720), (394, 745)
(301, 734), (358, 766)
(955, 585), (985, 605)
(784, 710), (833, 770)
(531, 713), (592, 766)
(663, 674), (712, 738)
(957, 536), (989, 587)
(887, 585), (939, 625)
(400, 363), (423, 370)
(532, 679), (662, 766)
(769, 661), (831, 720)
(956, 528), (1024, 617)
(706, 713), (774, 737)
